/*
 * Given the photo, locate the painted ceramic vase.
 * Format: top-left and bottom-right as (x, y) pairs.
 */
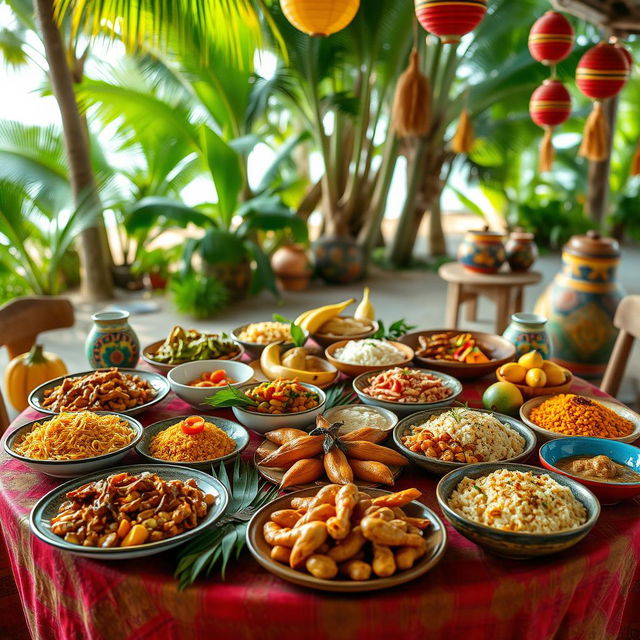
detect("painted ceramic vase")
(457, 227), (506, 274)
(535, 231), (624, 378)
(85, 310), (140, 369)
(503, 312), (551, 359)
(313, 236), (364, 284)
(506, 230), (538, 272)
(271, 244), (313, 291)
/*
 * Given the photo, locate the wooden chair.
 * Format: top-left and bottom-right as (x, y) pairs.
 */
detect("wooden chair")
(600, 295), (640, 397)
(0, 296), (74, 430)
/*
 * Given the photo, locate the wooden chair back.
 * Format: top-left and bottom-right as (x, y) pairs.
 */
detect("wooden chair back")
(0, 296), (75, 429)
(600, 295), (640, 397)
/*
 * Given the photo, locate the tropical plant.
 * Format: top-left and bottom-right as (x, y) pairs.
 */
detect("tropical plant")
(169, 272), (230, 318)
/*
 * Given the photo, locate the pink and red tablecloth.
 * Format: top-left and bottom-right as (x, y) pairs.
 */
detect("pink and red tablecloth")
(1, 377), (639, 640)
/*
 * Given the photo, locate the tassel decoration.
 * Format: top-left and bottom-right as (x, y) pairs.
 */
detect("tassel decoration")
(539, 127), (555, 172)
(578, 101), (609, 162)
(631, 140), (640, 176)
(391, 48), (430, 137)
(451, 107), (474, 154)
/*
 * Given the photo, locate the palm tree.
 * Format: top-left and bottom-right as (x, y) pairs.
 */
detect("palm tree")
(16, 0), (273, 300)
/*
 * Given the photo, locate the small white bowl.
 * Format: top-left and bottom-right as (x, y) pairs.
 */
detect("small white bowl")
(323, 404), (398, 436)
(231, 382), (326, 434)
(168, 359), (255, 409)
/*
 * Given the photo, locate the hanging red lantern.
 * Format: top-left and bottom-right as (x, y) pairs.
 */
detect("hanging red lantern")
(414, 0), (487, 45)
(529, 79), (572, 172)
(576, 43), (629, 162)
(528, 11), (574, 65)
(614, 43), (634, 78)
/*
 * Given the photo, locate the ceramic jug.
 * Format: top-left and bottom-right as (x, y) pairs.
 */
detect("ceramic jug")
(535, 230), (624, 378)
(505, 230), (538, 272)
(85, 310), (140, 368)
(457, 227), (506, 274)
(502, 312), (551, 359)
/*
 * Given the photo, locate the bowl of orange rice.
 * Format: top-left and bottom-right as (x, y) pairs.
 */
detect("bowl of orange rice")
(135, 415), (250, 471)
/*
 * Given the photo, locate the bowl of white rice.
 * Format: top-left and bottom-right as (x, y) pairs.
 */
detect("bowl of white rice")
(325, 339), (414, 376)
(436, 463), (600, 558)
(393, 407), (536, 475)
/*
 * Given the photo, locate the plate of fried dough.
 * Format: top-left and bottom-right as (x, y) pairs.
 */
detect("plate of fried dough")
(246, 484), (447, 592)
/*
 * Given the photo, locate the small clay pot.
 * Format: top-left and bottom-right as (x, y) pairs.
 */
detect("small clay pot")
(271, 244), (313, 291)
(506, 229), (538, 272)
(457, 226), (506, 274)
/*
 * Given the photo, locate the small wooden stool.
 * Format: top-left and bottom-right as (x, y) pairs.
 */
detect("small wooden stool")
(438, 262), (543, 334)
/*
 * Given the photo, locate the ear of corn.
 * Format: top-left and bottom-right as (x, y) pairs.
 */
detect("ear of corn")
(323, 448), (353, 484)
(349, 460), (395, 485)
(339, 427), (388, 444)
(345, 441), (409, 466)
(260, 435), (324, 468)
(281, 458), (324, 489)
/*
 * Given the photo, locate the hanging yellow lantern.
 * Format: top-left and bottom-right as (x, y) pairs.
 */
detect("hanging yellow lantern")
(281, 0), (360, 37)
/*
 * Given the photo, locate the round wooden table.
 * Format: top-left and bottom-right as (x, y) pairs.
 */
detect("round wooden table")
(438, 262), (543, 333)
(1, 376), (640, 640)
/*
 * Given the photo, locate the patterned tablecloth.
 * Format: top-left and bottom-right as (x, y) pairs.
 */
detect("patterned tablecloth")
(1, 376), (640, 640)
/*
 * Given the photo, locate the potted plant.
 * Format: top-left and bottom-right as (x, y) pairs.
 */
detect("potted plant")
(132, 246), (180, 291)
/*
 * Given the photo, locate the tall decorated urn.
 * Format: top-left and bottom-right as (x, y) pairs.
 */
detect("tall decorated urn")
(535, 231), (624, 378)
(85, 310), (140, 369)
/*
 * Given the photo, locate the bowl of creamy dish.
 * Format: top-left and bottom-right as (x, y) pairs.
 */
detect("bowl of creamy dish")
(312, 316), (378, 347)
(323, 404), (398, 436)
(539, 436), (640, 504)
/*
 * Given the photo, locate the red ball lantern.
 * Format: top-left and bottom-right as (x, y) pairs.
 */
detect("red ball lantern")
(529, 79), (572, 172)
(576, 42), (629, 99)
(414, 0), (487, 45)
(528, 11), (574, 65)
(530, 79), (572, 127)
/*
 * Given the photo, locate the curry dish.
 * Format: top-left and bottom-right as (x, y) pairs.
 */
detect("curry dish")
(556, 454), (640, 484)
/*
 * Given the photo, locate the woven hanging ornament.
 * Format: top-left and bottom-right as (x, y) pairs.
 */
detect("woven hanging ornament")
(452, 108), (474, 153)
(576, 43), (629, 161)
(414, 0), (487, 45)
(529, 79), (572, 172)
(281, 0), (360, 37)
(392, 48), (431, 137)
(528, 11), (574, 65)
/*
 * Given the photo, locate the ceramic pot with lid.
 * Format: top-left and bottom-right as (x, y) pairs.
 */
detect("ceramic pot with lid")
(506, 229), (538, 272)
(535, 230), (624, 378)
(457, 226), (506, 274)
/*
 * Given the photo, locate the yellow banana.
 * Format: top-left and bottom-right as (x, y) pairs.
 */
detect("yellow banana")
(354, 287), (375, 321)
(294, 308), (315, 327)
(260, 343), (337, 385)
(298, 298), (356, 333)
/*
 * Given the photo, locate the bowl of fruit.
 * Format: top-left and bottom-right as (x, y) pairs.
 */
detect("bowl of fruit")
(496, 350), (573, 399)
(399, 330), (515, 380)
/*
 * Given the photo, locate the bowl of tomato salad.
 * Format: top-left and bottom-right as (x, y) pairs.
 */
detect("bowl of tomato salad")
(231, 379), (326, 434)
(168, 359), (254, 409)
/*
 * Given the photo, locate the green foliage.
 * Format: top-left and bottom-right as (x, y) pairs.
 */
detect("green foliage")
(324, 383), (356, 409)
(175, 457), (278, 588)
(169, 272), (230, 318)
(371, 319), (416, 341)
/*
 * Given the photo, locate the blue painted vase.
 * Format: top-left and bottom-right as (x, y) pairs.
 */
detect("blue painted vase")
(457, 227), (506, 274)
(85, 310), (140, 369)
(535, 231), (624, 378)
(503, 312), (551, 359)
(313, 236), (364, 284)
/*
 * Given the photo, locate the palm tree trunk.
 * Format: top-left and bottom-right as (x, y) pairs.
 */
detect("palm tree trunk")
(35, 0), (113, 301)
(427, 191), (447, 256)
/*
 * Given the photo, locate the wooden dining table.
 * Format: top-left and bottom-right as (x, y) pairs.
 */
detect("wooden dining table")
(1, 374), (639, 640)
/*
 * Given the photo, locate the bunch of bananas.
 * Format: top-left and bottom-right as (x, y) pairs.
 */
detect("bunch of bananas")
(260, 344), (338, 385)
(294, 288), (375, 334)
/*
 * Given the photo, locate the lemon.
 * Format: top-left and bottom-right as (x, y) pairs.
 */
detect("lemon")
(542, 361), (567, 386)
(498, 362), (527, 384)
(518, 350), (544, 370)
(482, 381), (524, 417)
(525, 367), (547, 388)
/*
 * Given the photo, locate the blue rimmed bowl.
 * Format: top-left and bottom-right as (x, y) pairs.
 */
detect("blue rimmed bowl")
(539, 437), (640, 505)
(436, 462), (600, 558)
(135, 415), (250, 471)
(352, 368), (463, 417)
(393, 408), (536, 476)
(4, 412), (143, 478)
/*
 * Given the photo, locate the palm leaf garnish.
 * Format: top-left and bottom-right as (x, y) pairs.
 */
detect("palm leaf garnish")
(205, 385), (258, 408)
(175, 457), (278, 589)
(324, 383), (355, 409)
